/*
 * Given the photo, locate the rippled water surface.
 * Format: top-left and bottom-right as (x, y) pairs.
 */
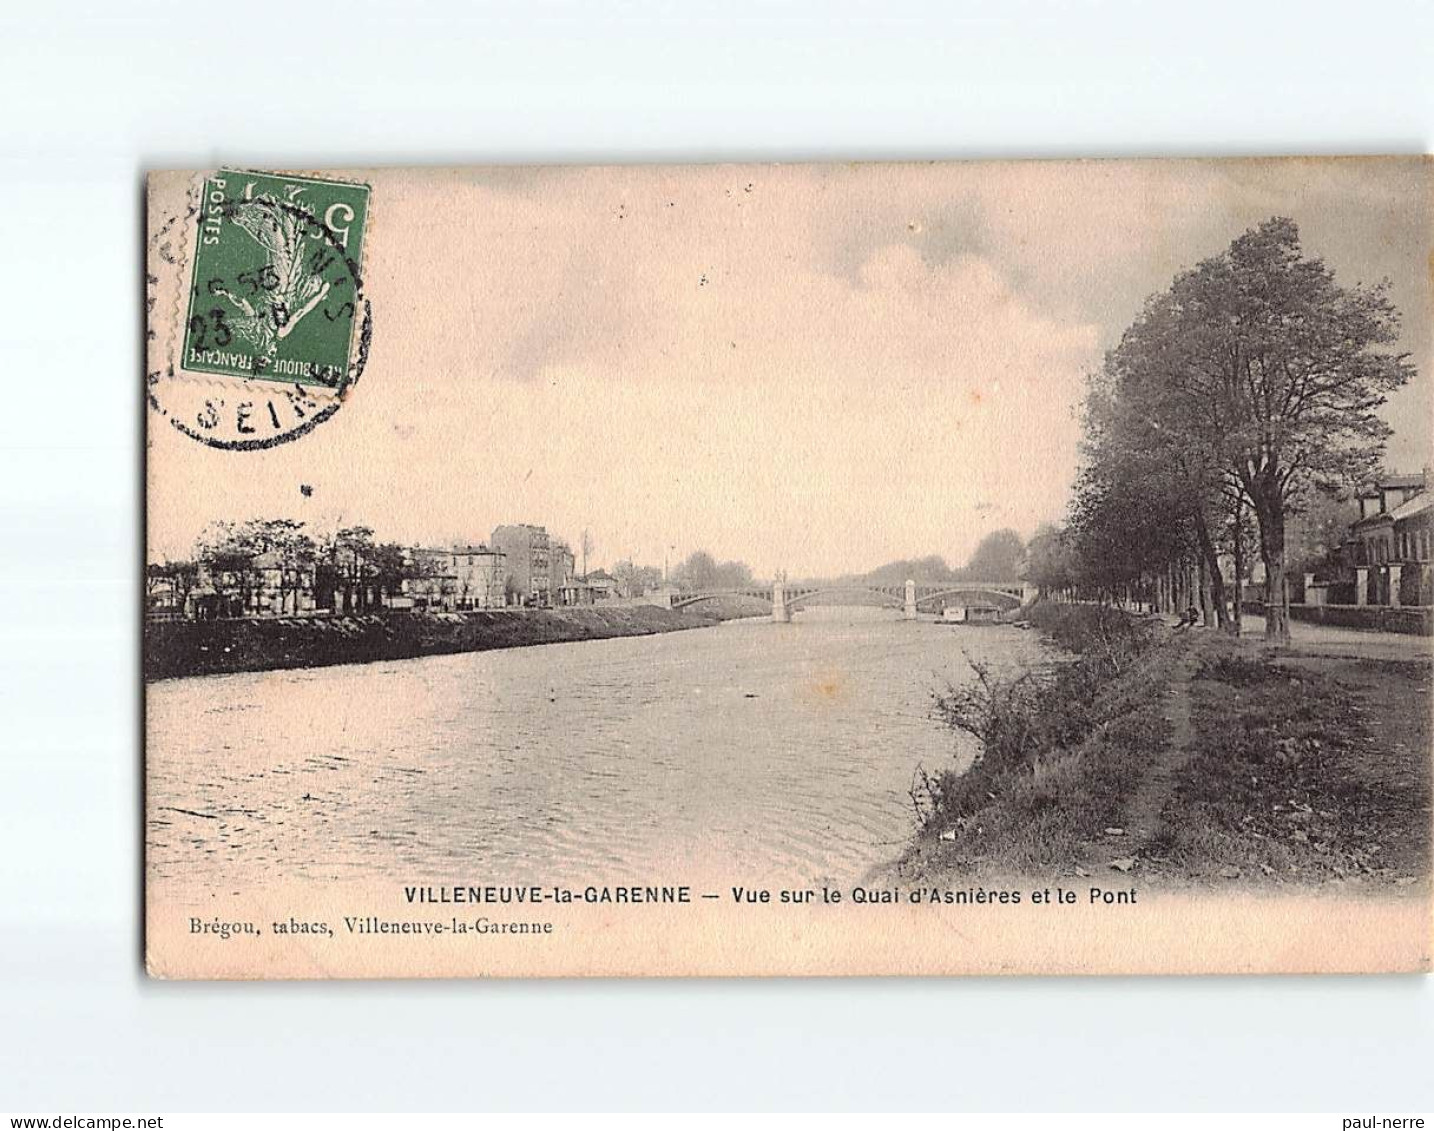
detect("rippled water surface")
(147, 610), (1051, 895)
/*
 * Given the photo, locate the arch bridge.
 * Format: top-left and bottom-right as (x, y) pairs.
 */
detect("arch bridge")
(670, 579), (1036, 622)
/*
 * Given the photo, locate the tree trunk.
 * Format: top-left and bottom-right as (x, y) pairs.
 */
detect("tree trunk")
(1253, 489), (1291, 644)
(1192, 508), (1229, 630)
(1198, 552), (1215, 627)
(1231, 494), (1244, 636)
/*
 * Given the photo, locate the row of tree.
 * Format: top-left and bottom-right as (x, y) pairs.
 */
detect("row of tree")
(1028, 217), (1412, 642)
(147, 520), (433, 617)
(669, 550), (756, 592)
(853, 531), (1028, 588)
(150, 522), (760, 614)
(653, 533), (1028, 595)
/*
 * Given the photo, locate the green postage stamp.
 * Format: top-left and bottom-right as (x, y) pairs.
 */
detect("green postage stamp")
(184, 170), (370, 387)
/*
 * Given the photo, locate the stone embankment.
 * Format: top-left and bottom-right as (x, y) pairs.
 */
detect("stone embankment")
(145, 605), (724, 680)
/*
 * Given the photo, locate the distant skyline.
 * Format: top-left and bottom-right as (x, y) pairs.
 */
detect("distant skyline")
(150, 159), (1433, 577)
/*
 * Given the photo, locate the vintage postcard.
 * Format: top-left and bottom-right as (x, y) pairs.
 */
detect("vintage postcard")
(145, 159), (1433, 978)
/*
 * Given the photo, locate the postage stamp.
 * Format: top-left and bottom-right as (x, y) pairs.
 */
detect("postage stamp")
(146, 169), (373, 450)
(184, 171), (370, 387)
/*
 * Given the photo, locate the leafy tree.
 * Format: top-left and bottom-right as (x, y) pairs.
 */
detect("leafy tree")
(714, 558), (754, 589)
(243, 518), (316, 616)
(671, 550), (754, 591)
(1067, 457), (1193, 607)
(1083, 331), (1235, 628)
(961, 529), (1025, 581)
(1286, 491), (1360, 576)
(674, 550), (719, 590)
(195, 518), (315, 615)
(370, 542), (416, 606)
(321, 525), (378, 613)
(857, 556), (958, 585)
(612, 559), (664, 598)
(1022, 524), (1075, 597)
(146, 559), (199, 613)
(195, 520), (265, 614)
(1127, 218), (1413, 641)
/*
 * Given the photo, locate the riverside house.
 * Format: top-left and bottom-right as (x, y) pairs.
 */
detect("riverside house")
(491, 523), (553, 607)
(451, 544), (507, 609)
(399, 547), (458, 610)
(579, 569), (621, 602)
(551, 540), (579, 606)
(401, 545), (507, 610)
(1342, 470), (1433, 608)
(187, 551), (318, 619)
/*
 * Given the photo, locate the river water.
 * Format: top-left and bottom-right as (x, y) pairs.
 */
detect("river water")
(147, 609), (1051, 896)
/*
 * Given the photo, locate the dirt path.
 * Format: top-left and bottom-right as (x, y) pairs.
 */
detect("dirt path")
(1119, 648), (1198, 844)
(1063, 644), (1199, 875)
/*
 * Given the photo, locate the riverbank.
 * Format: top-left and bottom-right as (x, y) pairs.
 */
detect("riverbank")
(895, 603), (1432, 890)
(145, 605), (723, 681)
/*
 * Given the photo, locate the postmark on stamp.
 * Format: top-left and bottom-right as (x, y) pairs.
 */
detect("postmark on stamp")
(186, 171), (369, 386)
(147, 169), (372, 451)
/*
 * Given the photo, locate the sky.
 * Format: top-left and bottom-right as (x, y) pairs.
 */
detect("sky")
(149, 158), (1433, 577)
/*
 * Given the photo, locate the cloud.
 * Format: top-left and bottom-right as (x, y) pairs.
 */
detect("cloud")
(149, 160), (1430, 574)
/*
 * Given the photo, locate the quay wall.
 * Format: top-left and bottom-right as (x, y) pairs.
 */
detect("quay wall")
(145, 606), (725, 681)
(1241, 601), (1433, 636)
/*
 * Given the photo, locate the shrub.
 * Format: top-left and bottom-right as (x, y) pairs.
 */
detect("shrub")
(912, 603), (1162, 838)
(1028, 601), (1155, 677)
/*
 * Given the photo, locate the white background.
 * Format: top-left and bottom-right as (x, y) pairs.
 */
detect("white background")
(2, 0), (1432, 1113)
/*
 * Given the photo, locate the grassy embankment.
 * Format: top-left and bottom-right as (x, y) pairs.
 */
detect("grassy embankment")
(1151, 647), (1430, 886)
(899, 603), (1431, 888)
(901, 602), (1176, 879)
(145, 604), (723, 681)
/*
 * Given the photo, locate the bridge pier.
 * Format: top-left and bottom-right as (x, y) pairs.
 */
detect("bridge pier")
(772, 579), (790, 623)
(904, 578), (917, 620)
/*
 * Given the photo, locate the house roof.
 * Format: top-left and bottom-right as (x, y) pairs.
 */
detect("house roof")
(1352, 510), (1394, 531)
(1360, 472), (1427, 495)
(1390, 491), (1434, 523)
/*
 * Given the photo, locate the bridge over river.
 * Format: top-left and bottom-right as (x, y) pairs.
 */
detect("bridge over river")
(671, 578), (1037, 622)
